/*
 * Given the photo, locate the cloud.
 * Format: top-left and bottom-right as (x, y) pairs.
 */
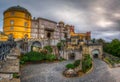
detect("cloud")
(92, 31), (120, 41)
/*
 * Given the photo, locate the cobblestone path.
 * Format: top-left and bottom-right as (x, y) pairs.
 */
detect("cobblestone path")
(21, 59), (117, 82)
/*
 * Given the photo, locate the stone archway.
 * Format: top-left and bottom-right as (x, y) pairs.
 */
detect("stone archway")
(82, 45), (103, 59)
(31, 41), (42, 52)
(92, 49), (100, 58)
(68, 52), (75, 60)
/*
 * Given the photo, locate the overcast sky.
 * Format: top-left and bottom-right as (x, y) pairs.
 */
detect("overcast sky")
(0, 0), (120, 41)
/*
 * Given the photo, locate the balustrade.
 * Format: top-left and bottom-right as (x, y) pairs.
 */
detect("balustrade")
(0, 40), (16, 61)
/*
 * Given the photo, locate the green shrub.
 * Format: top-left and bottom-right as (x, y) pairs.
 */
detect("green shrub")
(74, 60), (80, 67)
(82, 54), (92, 73)
(44, 46), (53, 53)
(59, 57), (65, 61)
(46, 54), (56, 61)
(57, 42), (62, 50)
(20, 51), (57, 64)
(20, 60), (25, 65)
(66, 63), (75, 69)
(21, 56), (28, 62)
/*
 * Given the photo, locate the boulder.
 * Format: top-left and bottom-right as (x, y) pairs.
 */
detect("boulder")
(64, 69), (78, 77)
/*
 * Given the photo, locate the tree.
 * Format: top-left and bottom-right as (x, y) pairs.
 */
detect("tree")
(103, 39), (120, 58)
(97, 38), (105, 44)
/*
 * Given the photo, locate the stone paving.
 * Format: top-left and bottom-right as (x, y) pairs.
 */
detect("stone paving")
(21, 59), (117, 82)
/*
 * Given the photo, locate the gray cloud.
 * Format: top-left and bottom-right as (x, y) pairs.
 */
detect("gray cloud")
(0, 0), (120, 41)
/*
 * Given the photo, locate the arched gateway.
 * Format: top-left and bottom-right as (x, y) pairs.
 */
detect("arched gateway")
(31, 41), (42, 51)
(92, 49), (100, 58)
(82, 44), (103, 59)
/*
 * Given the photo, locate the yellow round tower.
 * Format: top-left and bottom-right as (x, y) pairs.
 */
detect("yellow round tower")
(3, 5), (31, 40)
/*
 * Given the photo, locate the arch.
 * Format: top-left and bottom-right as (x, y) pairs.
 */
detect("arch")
(68, 52), (75, 60)
(91, 49), (100, 58)
(31, 41), (42, 51)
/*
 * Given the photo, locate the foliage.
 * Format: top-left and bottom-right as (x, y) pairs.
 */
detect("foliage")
(46, 54), (56, 61)
(97, 38), (105, 44)
(74, 60), (80, 67)
(82, 54), (92, 73)
(57, 42), (63, 50)
(104, 57), (114, 65)
(21, 52), (45, 62)
(66, 63), (75, 69)
(91, 38), (96, 43)
(20, 51), (57, 64)
(65, 60), (80, 69)
(43, 46), (53, 53)
(59, 57), (65, 61)
(103, 39), (120, 58)
(104, 55), (120, 66)
(13, 73), (19, 78)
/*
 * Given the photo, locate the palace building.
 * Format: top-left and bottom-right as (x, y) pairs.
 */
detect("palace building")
(69, 26), (91, 46)
(3, 5), (32, 40)
(31, 17), (61, 46)
(2, 5), (91, 46)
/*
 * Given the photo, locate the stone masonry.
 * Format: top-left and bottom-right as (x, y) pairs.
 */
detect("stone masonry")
(0, 48), (20, 82)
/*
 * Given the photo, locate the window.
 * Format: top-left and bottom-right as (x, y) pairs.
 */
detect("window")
(10, 26), (14, 30)
(24, 22), (28, 31)
(10, 20), (14, 25)
(11, 12), (15, 16)
(35, 24), (38, 28)
(25, 14), (29, 18)
(24, 22), (28, 27)
(41, 24), (44, 28)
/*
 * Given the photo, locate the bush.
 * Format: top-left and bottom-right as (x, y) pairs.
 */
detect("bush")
(59, 57), (65, 61)
(46, 54), (56, 61)
(20, 51), (57, 64)
(20, 51), (45, 63)
(57, 42), (62, 50)
(82, 54), (92, 73)
(74, 60), (80, 67)
(66, 63), (75, 69)
(44, 46), (53, 53)
(20, 60), (25, 65)
(21, 56), (28, 62)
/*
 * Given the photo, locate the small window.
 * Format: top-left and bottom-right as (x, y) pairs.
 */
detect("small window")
(24, 22), (28, 27)
(35, 24), (38, 28)
(41, 24), (44, 28)
(10, 26), (14, 30)
(11, 12), (15, 16)
(25, 14), (29, 18)
(10, 20), (14, 25)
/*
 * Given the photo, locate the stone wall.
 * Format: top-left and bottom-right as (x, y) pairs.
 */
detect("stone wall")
(0, 48), (20, 82)
(82, 45), (103, 58)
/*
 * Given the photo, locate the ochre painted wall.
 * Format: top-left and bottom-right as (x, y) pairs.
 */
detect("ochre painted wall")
(3, 11), (31, 40)
(0, 34), (8, 41)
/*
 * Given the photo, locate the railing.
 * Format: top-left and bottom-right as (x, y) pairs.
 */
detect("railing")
(0, 41), (16, 61)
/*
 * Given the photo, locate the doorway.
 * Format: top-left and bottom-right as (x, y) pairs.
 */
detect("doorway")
(92, 49), (100, 58)
(69, 53), (75, 60)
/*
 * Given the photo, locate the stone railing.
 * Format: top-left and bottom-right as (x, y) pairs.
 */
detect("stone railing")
(0, 41), (16, 61)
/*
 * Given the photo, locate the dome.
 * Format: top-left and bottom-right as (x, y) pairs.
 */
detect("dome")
(59, 21), (65, 24)
(3, 5), (31, 16)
